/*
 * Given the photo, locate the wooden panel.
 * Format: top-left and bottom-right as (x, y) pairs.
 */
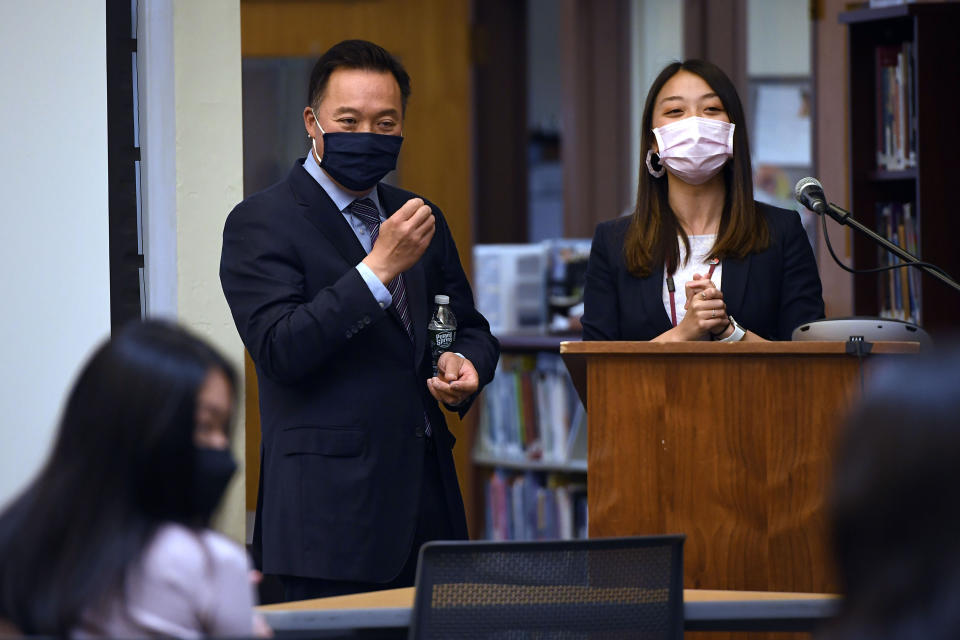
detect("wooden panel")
(472, 0), (527, 244)
(683, 0), (748, 101)
(588, 354), (845, 592)
(559, 0), (633, 238)
(814, 0), (854, 318)
(240, 0), (473, 274)
(580, 348), (914, 597)
(911, 7), (960, 331)
(239, 0), (477, 534)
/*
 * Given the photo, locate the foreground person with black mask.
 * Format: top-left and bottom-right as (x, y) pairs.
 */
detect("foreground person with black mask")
(0, 321), (268, 637)
(220, 39), (498, 600)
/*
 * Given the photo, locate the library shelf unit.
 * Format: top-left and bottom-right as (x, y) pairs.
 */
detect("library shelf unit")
(470, 332), (588, 541)
(472, 452), (587, 475)
(839, 3), (960, 334)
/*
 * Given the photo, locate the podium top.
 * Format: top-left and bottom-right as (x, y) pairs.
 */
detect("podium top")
(560, 340), (920, 356)
(560, 341), (919, 406)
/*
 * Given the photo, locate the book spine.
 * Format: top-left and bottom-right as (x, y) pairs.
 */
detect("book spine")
(875, 47), (885, 168)
(481, 471), (588, 541)
(877, 203), (891, 316)
(904, 41), (917, 167)
(896, 52), (906, 170)
(876, 44), (900, 170)
(885, 205), (896, 316)
(903, 203), (921, 325)
(898, 219), (910, 321)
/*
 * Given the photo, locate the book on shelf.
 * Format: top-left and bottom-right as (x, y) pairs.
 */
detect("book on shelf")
(868, 0), (948, 7)
(875, 42), (917, 172)
(875, 201), (921, 325)
(484, 469), (588, 541)
(476, 352), (586, 465)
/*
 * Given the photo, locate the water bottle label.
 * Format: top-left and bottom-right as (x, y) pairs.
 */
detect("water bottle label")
(435, 330), (454, 349)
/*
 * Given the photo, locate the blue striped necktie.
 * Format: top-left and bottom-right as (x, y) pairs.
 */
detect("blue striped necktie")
(349, 197), (432, 436)
(348, 198), (415, 342)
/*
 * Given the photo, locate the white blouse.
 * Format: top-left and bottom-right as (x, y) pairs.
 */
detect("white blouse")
(661, 234), (722, 333)
(75, 524), (259, 638)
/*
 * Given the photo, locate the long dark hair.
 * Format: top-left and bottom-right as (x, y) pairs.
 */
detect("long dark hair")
(824, 350), (960, 640)
(0, 321), (237, 635)
(623, 59), (769, 278)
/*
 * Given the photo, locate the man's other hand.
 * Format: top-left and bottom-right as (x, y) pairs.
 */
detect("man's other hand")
(362, 198), (435, 284)
(427, 352), (479, 407)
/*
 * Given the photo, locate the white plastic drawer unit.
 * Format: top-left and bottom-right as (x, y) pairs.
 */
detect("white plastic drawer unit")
(473, 244), (549, 334)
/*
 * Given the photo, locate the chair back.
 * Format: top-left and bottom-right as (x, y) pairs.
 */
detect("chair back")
(409, 535), (684, 639)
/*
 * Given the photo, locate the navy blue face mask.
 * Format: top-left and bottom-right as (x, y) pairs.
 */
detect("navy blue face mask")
(313, 114), (403, 191)
(191, 447), (237, 522)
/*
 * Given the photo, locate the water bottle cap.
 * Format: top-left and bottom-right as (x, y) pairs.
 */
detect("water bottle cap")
(434, 294), (449, 305)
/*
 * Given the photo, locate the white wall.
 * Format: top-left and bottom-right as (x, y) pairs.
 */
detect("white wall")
(139, 0), (178, 318)
(0, 1), (111, 508)
(747, 0), (810, 76)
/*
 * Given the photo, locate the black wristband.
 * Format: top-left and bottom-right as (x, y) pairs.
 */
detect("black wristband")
(710, 321), (732, 339)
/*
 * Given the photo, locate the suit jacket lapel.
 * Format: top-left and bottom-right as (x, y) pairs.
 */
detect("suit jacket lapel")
(378, 184), (428, 364)
(642, 264), (674, 335)
(288, 160), (367, 267)
(621, 263), (672, 337)
(721, 253), (751, 317)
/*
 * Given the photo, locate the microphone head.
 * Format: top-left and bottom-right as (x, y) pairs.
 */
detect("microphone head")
(794, 176), (823, 204)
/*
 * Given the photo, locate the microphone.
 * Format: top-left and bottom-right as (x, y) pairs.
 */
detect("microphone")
(792, 176), (960, 296)
(794, 177), (827, 214)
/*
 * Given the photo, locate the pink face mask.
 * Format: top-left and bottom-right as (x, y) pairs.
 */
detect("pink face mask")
(647, 117), (735, 185)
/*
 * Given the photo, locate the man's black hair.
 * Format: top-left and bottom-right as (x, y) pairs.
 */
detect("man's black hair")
(307, 39), (411, 112)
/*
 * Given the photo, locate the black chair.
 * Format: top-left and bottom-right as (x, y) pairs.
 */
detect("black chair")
(408, 535), (685, 639)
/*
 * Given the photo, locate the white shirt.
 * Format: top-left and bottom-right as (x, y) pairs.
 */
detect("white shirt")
(76, 524), (259, 638)
(662, 234), (722, 332)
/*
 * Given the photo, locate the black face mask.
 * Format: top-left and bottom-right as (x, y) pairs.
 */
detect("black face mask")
(313, 115), (403, 191)
(191, 447), (237, 521)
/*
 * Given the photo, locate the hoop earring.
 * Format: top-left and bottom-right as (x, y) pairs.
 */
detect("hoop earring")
(646, 149), (666, 178)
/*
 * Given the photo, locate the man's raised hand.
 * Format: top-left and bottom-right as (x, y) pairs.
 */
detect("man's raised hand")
(362, 198), (435, 284)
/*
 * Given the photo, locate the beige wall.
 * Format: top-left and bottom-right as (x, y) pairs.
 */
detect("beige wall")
(173, 0), (246, 542)
(139, 0), (246, 541)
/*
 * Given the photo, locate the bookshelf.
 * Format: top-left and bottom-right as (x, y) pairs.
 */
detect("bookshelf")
(472, 452), (587, 474)
(840, 4), (960, 334)
(471, 333), (588, 541)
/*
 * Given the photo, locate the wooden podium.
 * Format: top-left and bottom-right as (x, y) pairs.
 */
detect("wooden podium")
(561, 341), (917, 594)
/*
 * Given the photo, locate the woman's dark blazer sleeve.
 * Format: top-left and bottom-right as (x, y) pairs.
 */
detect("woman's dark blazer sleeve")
(581, 218), (627, 341)
(768, 203), (825, 339)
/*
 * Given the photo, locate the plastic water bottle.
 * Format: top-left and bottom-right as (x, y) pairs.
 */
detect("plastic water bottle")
(428, 295), (457, 377)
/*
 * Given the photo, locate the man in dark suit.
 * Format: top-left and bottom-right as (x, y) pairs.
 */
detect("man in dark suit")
(220, 39), (499, 600)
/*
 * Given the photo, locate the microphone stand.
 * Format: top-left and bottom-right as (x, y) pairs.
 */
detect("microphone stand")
(820, 202), (960, 294)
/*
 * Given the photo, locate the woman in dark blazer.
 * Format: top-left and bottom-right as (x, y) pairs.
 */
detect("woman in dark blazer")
(582, 60), (823, 342)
